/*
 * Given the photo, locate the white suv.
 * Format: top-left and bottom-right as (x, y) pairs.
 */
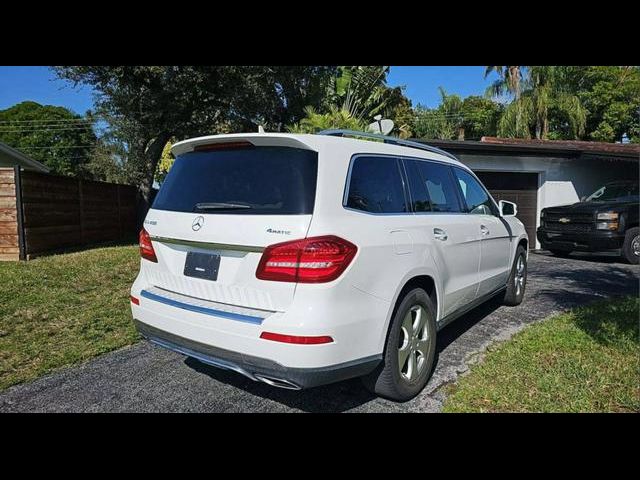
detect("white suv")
(131, 131), (528, 401)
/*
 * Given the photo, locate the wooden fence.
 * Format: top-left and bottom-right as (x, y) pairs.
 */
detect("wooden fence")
(0, 168), (19, 260)
(0, 167), (139, 260)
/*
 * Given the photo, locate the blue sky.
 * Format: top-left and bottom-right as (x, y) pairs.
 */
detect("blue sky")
(0, 66), (497, 114)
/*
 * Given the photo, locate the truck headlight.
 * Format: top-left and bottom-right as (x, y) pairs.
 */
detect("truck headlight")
(596, 212), (619, 230)
(597, 212), (618, 220)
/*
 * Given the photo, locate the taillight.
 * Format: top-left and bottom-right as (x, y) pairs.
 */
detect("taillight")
(256, 235), (357, 283)
(139, 228), (157, 263)
(130, 295), (140, 305)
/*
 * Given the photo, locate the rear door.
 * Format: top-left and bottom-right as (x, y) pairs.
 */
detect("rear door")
(142, 144), (318, 312)
(403, 159), (481, 318)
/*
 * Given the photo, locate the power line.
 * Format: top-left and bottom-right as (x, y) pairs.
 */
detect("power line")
(0, 119), (95, 124)
(16, 145), (98, 150)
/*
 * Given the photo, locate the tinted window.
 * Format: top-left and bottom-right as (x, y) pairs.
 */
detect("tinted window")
(453, 168), (496, 215)
(152, 146), (317, 215)
(404, 160), (431, 212)
(407, 160), (462, 213)
(346, 156), (408, 213)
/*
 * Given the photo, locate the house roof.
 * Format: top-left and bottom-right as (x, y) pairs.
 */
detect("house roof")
(412, 137), (640, 162)
(0, 141), (50, 172)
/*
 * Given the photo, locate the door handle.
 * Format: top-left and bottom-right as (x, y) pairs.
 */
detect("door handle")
(433, 228), (448, 241)
(480, 225), (490, 236)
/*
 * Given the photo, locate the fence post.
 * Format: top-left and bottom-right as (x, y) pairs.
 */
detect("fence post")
(13, 166), (26, 261)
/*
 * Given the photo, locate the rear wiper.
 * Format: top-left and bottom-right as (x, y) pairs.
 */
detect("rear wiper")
(194, 202), (252, 211)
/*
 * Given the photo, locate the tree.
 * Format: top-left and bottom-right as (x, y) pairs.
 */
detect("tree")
(155, 140), (175, 184)
(0, 101), (97, 176)
(286, 66), (413, 136)
(495, 66), (586, 140)
(460, 96), (502, 140)
(485, 66), (528, 136)
(287, 106), (366, 133)
(54, 66), (336, 204)
(413, 88), (464, 140)
(559, 66), (640, 142)
(485, 66), (524, 99)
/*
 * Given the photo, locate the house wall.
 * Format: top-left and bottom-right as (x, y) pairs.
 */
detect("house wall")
(455, 153), (639, 248)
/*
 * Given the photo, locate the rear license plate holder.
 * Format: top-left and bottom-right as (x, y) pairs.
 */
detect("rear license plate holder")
(184, 252), (221, 281)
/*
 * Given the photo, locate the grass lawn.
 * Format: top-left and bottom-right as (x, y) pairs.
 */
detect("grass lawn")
(444, 296), (640, 413)
(0, 244), (140, 391)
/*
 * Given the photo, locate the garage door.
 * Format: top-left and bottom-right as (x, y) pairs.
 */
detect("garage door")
(474, 172), (538, 248)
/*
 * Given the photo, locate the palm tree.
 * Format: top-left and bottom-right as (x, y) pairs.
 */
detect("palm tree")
(286, 106), (366, 133)
(485, 66), (524, 99)
(497, 66), (586, 140)
(485, 66), (527, 136)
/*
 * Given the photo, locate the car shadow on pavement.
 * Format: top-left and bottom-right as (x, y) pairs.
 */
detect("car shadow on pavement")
(534, 250), (631, 265)
(185, 356), (378, 413)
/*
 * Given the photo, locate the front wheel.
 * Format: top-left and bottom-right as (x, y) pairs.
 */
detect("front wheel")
(503, 246), (527, 306)
(622, 227), (639, 265)
(361, 288), (437, 402)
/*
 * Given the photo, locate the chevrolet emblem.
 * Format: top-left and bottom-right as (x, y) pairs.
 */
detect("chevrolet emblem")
(558, 217), (570, 223)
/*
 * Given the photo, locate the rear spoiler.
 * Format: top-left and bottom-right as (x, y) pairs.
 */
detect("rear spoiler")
(171, 133), (318, 157)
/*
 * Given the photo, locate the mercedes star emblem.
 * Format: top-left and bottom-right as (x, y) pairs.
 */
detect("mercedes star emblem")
(192, 216), (205, 231)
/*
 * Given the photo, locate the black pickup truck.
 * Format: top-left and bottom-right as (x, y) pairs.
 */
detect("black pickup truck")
(537, 180), (639, 264)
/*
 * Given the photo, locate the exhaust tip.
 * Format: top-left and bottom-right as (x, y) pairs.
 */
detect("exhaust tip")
(254, 374), (301, 390)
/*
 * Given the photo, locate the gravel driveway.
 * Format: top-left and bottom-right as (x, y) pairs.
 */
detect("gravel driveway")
(1, 252), (638, 413)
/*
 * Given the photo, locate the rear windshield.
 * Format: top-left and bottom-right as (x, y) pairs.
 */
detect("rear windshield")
(152, 146), (318, 215)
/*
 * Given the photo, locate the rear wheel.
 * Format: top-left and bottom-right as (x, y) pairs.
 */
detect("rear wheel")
(503, 246), (527, 306)
(549, 248), (572, 257)
(622, 227), (639, 265)
(361, 288), (436, 402)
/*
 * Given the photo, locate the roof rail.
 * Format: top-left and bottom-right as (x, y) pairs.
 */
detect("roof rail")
(317, 129), (459, 161)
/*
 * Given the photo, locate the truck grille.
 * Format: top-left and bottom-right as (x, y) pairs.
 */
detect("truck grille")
(544, 212), (594, 223)
(543, 211), (594, 233)
(544, 222), (593, 233)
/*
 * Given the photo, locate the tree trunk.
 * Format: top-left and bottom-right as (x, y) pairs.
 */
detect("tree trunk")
(457, 126), (465, 141)
(139, 133), (171, 210)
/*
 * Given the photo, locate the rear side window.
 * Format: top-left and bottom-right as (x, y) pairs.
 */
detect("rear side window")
(152, 146), (317, 215)
(345, 156), (409, 214)
(406, 160), (462, 213)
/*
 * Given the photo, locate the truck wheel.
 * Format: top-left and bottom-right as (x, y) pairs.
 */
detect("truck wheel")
(622, 227), (639, 264)
(549, 249), (572, 257)
(503, 246), (527, 306)
(361, 288), (436, 402)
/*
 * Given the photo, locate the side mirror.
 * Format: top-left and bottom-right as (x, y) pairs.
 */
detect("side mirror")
(499, 200), (517, 217)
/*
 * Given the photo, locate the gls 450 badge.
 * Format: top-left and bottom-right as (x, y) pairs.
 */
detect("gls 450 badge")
(266, 228), (291, 235)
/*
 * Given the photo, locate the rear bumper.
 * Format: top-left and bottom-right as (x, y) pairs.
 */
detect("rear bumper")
(135, 319), (380, 389)
(537, 227), (625, 252)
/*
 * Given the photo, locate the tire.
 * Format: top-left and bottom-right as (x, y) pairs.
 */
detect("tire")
(361, 288), (437, 402)
(549, 248), (572, 257)
(503, 245), (527, 306)
(622, 227), (639, 265)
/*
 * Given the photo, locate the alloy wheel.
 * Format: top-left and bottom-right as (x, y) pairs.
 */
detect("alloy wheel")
(398, 305), (430, 382)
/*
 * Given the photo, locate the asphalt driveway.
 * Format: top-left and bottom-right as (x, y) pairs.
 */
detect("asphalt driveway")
(1, 252), (638, 413)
